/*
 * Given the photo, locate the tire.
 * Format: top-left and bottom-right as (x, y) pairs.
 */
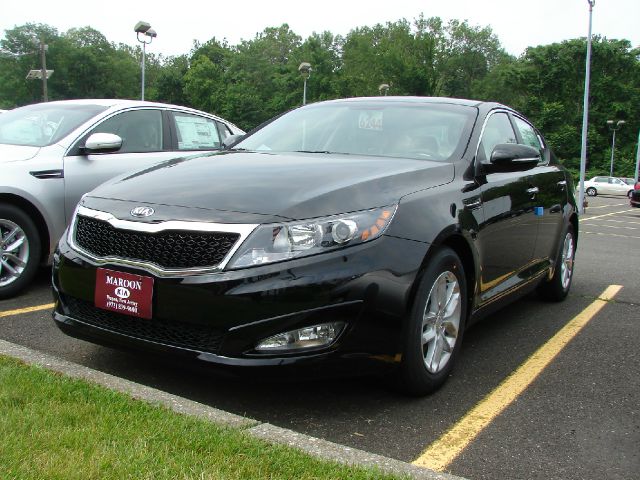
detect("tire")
(586, 187), (597, 197)
(627, 190), (633, 198)
(0, 204), (42, 299)
(397, 247), (467, 395)
(538, 225), (575, 302)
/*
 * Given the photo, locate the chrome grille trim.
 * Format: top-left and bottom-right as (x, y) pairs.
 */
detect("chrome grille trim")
(68, 205), (258, 277)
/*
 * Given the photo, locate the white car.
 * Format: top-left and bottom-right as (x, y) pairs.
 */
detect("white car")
(0, 99), (244, 298)
(583, 176), (635, 197)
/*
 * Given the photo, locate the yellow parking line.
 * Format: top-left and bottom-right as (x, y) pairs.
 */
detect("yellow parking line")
(412, 284), (623, 472)
(0, 303), (55, 318)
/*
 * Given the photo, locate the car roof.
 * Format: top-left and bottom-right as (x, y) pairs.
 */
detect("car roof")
(27, 99), (241, 130)
(316, 96), (504, 109)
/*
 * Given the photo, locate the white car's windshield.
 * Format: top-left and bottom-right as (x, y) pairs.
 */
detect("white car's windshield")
(0, 103), (108, 147)
(236, 101), (477, 162)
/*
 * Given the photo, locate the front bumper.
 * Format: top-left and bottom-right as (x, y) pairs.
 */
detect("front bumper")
(52, 232), (428, 369)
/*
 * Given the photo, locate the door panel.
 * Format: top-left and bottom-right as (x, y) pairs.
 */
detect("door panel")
(477, 172), (537, 303)
(511, 115), (566, 272)
(530, 165), (566, 270)
(475, 111), (537, 304)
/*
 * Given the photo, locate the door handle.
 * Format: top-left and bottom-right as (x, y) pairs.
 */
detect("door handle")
(557, 180), (567, 189)
(526, 187), (539, 195)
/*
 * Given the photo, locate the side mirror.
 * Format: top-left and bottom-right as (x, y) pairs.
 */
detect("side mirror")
(222, 134), (245, 150)
(483, 143), (540, 173)
(84, 133), (123, 153)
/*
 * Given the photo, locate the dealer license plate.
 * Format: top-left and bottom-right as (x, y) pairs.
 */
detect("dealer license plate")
(94, 268), (154, 319)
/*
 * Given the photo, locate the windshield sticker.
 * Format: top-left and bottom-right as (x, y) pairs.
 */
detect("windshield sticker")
(358, 111), (383, 131)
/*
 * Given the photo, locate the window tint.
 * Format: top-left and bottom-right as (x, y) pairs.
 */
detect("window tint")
(171, 112), (221, 150)
(91, 109), (162, 153)
(513, 116), (542, 151)
(480, 112), (517, 160)
(593, 177), (606, 183)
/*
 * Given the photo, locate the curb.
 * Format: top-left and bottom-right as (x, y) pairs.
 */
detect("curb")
(0, 338), (465, 480)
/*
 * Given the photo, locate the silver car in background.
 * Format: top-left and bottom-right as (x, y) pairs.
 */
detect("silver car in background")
(0, 99), (244, 298)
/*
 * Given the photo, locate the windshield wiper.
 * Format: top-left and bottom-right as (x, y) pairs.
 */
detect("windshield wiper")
(294, 150), (344, 154)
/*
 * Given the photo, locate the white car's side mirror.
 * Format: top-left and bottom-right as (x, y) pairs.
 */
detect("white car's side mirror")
(84, 133), (123, 153)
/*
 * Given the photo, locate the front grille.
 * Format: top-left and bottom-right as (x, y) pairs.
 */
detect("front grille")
(63, 296), (225, 354)
(74, 215), (240, 269)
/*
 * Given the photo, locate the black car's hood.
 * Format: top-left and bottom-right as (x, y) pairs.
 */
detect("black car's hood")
(86, 151), (453, 223)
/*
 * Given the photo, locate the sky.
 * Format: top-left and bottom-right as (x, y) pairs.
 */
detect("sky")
(1, 0), (638, 57)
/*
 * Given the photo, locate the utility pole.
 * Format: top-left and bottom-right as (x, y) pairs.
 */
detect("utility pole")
(39, 39), (48, 102)
(578, 0), (595, 214)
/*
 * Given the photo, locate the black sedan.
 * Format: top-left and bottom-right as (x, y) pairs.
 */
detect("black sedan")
(630, 187), (640, 207)
(52, 97), (578, 395)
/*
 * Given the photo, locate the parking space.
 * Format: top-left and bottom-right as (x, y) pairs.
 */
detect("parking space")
(1, 195), (638, 479)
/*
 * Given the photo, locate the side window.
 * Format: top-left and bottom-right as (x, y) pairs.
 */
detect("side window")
(91, 109), (162, 153)
(594, 177), (606, 183)
(513, 117), (542, 151)
(171, 112), (221, 150)
(480, 112), (517, 160)
(217, 122), (232, 141)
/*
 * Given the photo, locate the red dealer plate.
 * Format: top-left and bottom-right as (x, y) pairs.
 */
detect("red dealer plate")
(94, 268), (154, 319)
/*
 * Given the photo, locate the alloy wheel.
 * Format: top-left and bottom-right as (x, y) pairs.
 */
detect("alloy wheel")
(560, 231), (574, 290)
(421, 270), (461, 374)
(0, 219), (30, 287)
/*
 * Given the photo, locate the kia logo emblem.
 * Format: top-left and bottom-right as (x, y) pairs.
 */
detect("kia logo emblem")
(131, 206), (155, 217)
(115, 287), (130, 299)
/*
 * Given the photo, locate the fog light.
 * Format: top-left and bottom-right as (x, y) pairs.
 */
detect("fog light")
(255, 322), (345, 352)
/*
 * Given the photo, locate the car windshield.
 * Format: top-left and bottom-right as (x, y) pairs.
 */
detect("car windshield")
(235, 101), (477, 162)
(0, 103), (108, 147)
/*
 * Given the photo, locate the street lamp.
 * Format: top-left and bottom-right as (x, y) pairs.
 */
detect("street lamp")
(378, 83), (390, 96)
(578, 0), (595, 214)
(606, 119), (625, 177)
(134, 21), (157, 101)
(298, 62), (311, 105)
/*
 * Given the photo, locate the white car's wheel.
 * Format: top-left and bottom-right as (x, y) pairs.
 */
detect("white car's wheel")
(0, 205), (41, 298)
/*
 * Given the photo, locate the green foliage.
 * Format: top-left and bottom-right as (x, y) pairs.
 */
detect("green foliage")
(1, 20), (638, 175)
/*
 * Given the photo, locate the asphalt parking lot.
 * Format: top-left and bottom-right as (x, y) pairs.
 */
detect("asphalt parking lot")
(1, 194), (638, 479)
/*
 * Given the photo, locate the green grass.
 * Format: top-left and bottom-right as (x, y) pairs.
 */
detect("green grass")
(0, 355), (399, 480)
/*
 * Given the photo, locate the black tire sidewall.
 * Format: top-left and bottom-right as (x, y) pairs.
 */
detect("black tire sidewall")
(399, 247), (467, 395)
(0, 205), (42, 298)
(586, 188), (596, 196)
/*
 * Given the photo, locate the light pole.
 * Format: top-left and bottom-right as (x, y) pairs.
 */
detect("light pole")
(606, 119), (625, 177)
(578, 0), (595, 214)
(635, 129), (640, 184)
(134, 21), (157, 101)
(298, 62), (311, 105)
(378, 83), (390, 96)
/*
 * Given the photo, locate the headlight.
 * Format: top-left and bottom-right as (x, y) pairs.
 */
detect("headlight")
(227, 205), (397, 268)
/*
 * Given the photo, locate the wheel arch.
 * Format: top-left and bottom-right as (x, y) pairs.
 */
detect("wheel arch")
(0, 193), (51, 264)
(570, 212), (578, 246)
(407, 229), (477, 322)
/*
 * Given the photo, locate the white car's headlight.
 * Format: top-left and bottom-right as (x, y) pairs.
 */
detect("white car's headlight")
(227, 205), (397, 269)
